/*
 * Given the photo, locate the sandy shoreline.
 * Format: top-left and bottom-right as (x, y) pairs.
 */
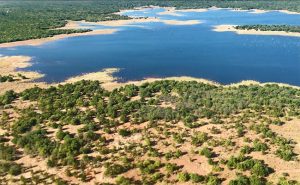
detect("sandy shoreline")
(0, 16), (201, 48)
(213, 24), (300, 37)
(0, 56), (48, 93)
(1, 55), (299, 95)
(0, 6), (299, 48)
(0, 29), (118, 48)
(157, 7), (208, 16)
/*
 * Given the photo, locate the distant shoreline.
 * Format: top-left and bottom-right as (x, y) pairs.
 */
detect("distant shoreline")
(213, 24), (300, 37)
(0, 29), (118, 48)
(0, 6), (299, 48)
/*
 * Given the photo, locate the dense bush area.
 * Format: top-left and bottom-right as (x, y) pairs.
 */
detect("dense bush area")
(0, 80), (299, 184)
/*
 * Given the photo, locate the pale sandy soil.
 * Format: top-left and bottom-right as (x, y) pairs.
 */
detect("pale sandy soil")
(278, 10), (300, 15)
(229, 8), (249, 12)
(85, 17), (201, 27)
(90, 17), (161, 27)
(63, 68), (119, 84)
(55, 20), (91, 30)
(213, 24), (300, 37)
(157, 7), (207, 16)
(162, 19), (202, 25)
(227, 80), (300, 90)
(100, 76), (219, 91)
(249, 9), (269, 14)
(0, 56), (48, 94)
(0, 29), (117, 48)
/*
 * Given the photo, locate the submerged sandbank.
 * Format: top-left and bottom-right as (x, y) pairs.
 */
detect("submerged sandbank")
(213, 24), (300, 37)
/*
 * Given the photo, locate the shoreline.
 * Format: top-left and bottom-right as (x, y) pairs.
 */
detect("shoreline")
(1, 55), (299, 95)
(0, 56), (48, 93)
(213, 24), (300, 37)
(0, 29), (118, 48)
(0, 16), (201, 48)
(0, 6), (299, 48)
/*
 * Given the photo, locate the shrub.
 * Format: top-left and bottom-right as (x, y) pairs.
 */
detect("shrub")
(200, 147), (214, 158)
(177, 172), (190, 182)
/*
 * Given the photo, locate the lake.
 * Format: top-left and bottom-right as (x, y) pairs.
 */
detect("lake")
(1, 7), (300, 85)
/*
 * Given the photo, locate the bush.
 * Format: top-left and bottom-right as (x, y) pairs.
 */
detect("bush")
(118, 129), (131, 137)
(190, 173), (205, 183)
(104, 163), (130, 177)
(229, 175), (250, 185)
(200, 147), (214, 158)
(177, 172), (190, 182)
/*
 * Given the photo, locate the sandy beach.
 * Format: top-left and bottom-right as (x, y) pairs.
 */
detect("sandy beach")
(0, 56), (47, 94)
(162, 19), (201, 25)
(213, 24), (300, 37)
(55, 20), (91, 30)
(88, 17), (201, 27)
(278, 10), (300, 15)
(63, 68), (119, 84)
(87, 17), (161, 27)
(157, 7), (208, 16)
(249, 9), (269, 14)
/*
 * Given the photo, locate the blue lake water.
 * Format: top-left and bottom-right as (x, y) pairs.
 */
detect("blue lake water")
(1, 7), (300, 85)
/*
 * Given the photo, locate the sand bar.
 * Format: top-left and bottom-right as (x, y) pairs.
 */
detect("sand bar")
(213, 24), (300, 37)
(162, 19), (201, 25)
(157, 7), (208, 16)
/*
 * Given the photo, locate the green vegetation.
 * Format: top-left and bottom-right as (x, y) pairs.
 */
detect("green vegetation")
(1, 0), (300, 43)
(0, 80), (300, 183)
(235, 25), (300, 33)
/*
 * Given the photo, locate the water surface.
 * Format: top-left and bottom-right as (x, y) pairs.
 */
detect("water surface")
(1, 7), (300, 85)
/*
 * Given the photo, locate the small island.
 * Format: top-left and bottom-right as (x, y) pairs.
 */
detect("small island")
(235, 25), (300, 33)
